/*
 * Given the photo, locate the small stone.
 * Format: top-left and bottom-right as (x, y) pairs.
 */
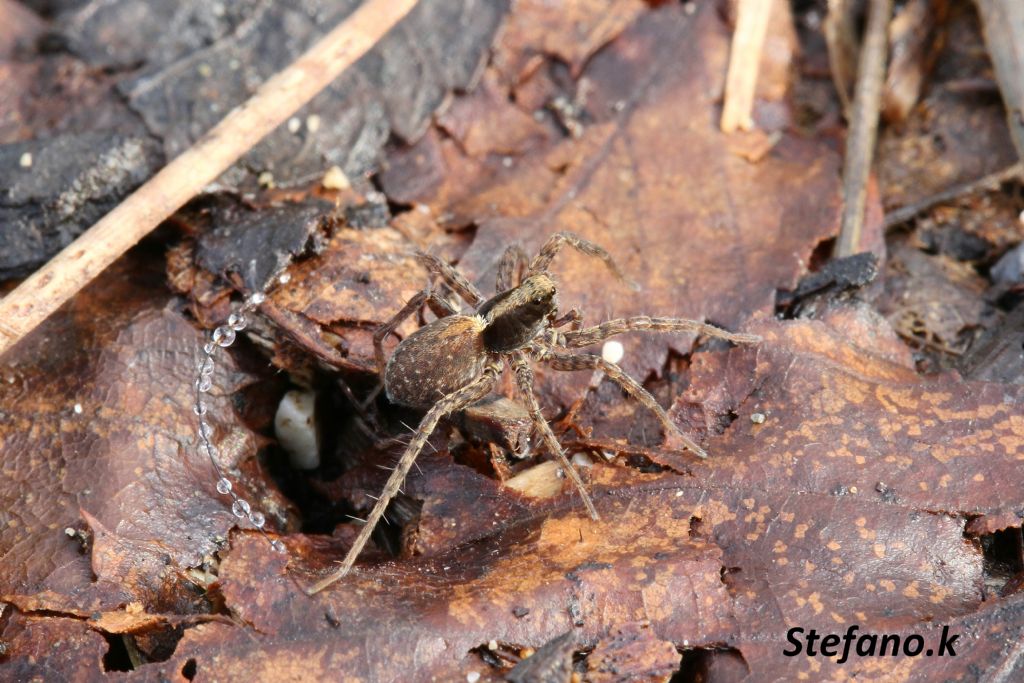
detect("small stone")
(19, 152), (32, 168)
(257, 171), (275, 188)
(306, 114), (321, 133)
(601, 340), (625, 364)
(750, 412), (766, 424)
(466, 673), (480, 683)
(64, 527), (76, 537)
(287, 117), (302, 134)
(197, 63), (213, 77)
(321, 165), (350, 191)
(73, 403), (83, 414)
(278, 273), (292, 285)
(487, 640), (498, 651)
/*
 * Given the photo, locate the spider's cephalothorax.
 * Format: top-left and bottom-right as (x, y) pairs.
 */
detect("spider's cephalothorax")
(308, 232), (760, 594)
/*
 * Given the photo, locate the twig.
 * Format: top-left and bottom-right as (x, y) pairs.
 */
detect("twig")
(0, 0), (420, 358)
(720, 0), (774, 133)
(883, 162), (1024, 229)
(834, 0), (894, 258)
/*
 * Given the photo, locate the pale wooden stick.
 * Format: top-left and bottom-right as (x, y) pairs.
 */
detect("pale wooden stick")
(0, 0), (419, 358)
(834, 0), (893, 258)
(720, 0), (775, 133)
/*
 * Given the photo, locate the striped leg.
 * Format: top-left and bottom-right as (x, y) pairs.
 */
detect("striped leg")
(528, 232), (638, 289)
(561, 316), (761, 348)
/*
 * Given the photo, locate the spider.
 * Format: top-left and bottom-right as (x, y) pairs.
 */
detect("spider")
(307, 232), (759, 593)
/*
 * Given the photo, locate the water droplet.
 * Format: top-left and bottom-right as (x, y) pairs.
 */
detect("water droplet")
(199, 423), (214, 439)
(232, 499), (251, 517)
(216, 478), (232, 494)
(228, 312), (247, 331)
(278, 273), (291, 284)
(197, 376), (213, 392)
(198, 357), (214, 376)
(248, 292), (266, 306)
(203, 341), (216, 355)
(270, 540), (286, 553)
(213, 326), (235, 347)
(193, 401), (208, 416)
(248, 511), (265, 528)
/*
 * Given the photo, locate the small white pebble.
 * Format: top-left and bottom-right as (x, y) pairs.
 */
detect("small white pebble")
(487, 639), (498, 651)
(64, 527), (76, 537)
(683, 2), (696, 15)
(197, 63), (213, 77)
(19, 152), (32, 168)
(602, 340), (625, 364)
(750, 412), (766, 424)
(850, 486), (859, 494)
(73, 403), (83, 414)
(278, 272), (292, 284)
(321, 165), (350, 191)
(502, 156), (513, 168)
(466, 673), (480, 683)
(257, 171), (275, 188)
(306, 114), (321, 133)
(571, 452), (593, 468)
(675, 490), (684, 497)
(274, 390), (320, 470)
(287, 117), (302, 134)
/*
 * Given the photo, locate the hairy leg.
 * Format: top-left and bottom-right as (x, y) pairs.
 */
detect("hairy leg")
(417, 252), (485, 307)
(538, 348), (708, 458)
(496, 243), (530, 292)
(307, 362), (502, 594)
(561, 316), (761, 348)
(528, 231), (637, 289)
(508, 350), (599, 520)
(372, 289), (459, 375)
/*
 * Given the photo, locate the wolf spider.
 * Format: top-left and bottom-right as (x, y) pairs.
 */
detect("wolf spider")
(307, 232), (759, 593)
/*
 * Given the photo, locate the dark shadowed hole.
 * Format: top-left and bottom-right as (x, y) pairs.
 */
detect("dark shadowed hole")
(979, 526), (1024, 597)
(673, 647), (749, 683)
(182, 658), (198, 680)
(101, 634), (133, 672)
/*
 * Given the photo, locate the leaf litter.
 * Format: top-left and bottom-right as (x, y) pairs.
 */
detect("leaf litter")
(2, 0), (1024, 681)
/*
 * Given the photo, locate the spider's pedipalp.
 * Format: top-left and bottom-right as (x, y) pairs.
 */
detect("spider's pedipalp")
(561, 316), (762, 349)
(307, 362), (502, 594)
(539, 348), (708, 458)
(417, 252), (485, 307)
(496, 243), (530, 292)
(528, 231), (639, 289)
(509, 350), (599, 520)
(373, 289), (459, 375)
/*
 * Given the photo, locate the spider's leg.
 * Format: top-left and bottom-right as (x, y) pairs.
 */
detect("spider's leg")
(508, 350), (599, 520)
(417, 252), (485, 307)
(560, 316), (761, 348)
(528, 231), (638, 289)
(373, 289), (459, 376)
(496, 243), (530, 292)
(540, 349), (708, 459)
(307, 362), (502, 594)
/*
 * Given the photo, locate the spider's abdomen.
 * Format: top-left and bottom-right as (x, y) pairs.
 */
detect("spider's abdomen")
(384, 315), (489, 409)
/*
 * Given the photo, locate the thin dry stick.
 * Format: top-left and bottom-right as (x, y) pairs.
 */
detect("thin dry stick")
(882, 162), (1024, 229)
(720, 0), (774, 133)
(834, 0), (894, 258)
(0, 0), (419, 358)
